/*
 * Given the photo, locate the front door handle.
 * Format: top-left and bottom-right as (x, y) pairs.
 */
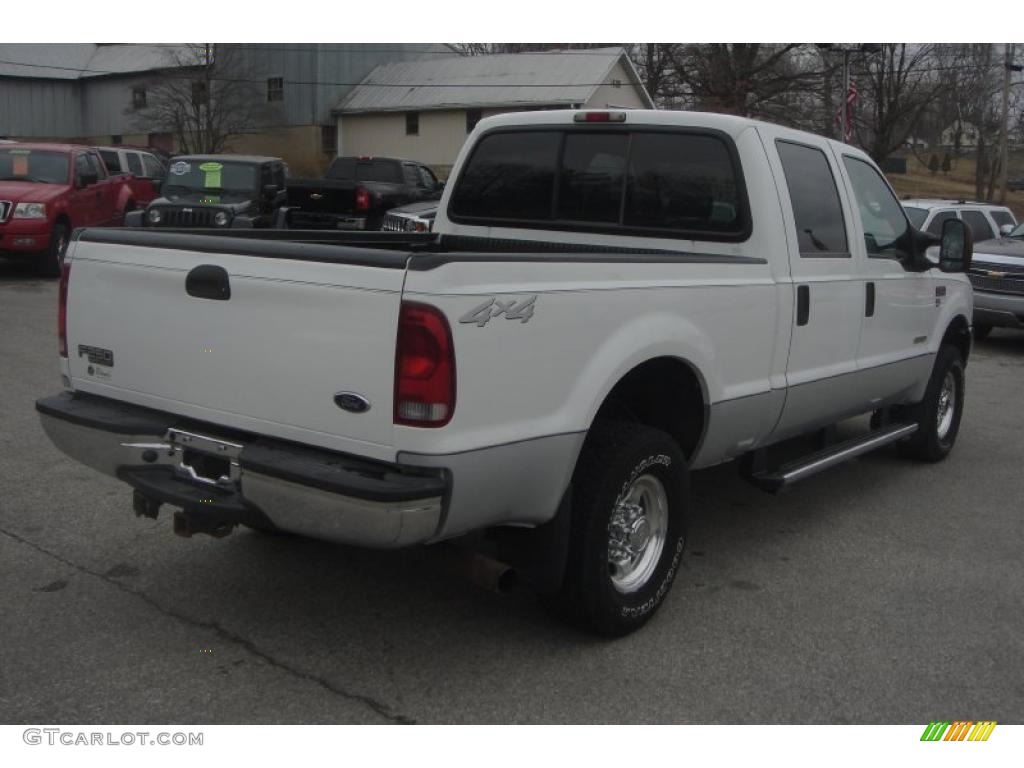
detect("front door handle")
(866, 282), (876, 317)
(796, 285), (810, 326)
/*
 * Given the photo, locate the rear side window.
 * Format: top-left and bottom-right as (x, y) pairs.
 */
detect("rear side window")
(926, 210), (957, 236)
(961, 210), (994, 242)
(143, 154), (165, 179)
(776, 141), (848, 256)
(99, 150), (121, 173)
(125, 152), (143, 176)
(450, 129), (748, 240)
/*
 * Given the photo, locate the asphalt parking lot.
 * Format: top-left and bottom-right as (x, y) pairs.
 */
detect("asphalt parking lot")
(1, 259), (1022, 725)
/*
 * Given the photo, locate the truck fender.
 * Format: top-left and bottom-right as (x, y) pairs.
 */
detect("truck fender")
(567, 311), (717, 438)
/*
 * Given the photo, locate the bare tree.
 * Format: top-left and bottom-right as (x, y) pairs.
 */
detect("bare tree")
(852, 44), (941, 162)
(131, 44), (273, 155)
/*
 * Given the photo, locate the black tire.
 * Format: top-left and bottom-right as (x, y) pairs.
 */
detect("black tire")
(897, 345), (965, 462)
(38, 221), (68, 278)
(552, 420), (689, 637)
(972, 324), (992, 341)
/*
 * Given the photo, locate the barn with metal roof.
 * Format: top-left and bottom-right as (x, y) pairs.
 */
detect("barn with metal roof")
(334, 47), (653, 172)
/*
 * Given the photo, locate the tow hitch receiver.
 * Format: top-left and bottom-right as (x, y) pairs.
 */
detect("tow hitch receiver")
(173, 509), (235, 539)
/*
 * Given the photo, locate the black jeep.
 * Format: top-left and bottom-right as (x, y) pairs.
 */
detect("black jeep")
(125, 155), (288, 229)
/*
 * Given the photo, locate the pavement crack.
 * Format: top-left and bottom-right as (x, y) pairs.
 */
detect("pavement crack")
(0, 526), (416, 724)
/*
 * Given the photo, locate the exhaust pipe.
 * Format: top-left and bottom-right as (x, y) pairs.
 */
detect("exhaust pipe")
(457, 550), (518, 594)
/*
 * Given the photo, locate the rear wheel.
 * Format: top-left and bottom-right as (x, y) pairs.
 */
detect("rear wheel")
(552, 420), (688, 637)
(38, 221), (68, 278)
(897, 345), (965, 462)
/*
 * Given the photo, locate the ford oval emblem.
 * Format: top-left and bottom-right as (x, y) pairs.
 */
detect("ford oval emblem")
(334, 392), (371, 414)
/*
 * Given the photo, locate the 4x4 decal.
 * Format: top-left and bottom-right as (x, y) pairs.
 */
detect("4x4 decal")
(459, 295), (537, 327)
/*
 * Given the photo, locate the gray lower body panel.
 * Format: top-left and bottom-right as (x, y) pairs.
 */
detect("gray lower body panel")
(399, 432), (586, 540)
(973, 290), (1024, 329)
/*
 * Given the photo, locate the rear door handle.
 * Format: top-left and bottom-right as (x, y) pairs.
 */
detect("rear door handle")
(796, 285), (810, 326)
(866, 282), (876, 317)
(186, 265), (231, 301)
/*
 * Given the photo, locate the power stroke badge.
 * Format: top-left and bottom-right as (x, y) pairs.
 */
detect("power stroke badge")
(458, 295), (537, 327)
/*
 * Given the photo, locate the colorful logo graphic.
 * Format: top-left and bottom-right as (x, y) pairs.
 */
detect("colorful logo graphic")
(920, 721), (997, 741)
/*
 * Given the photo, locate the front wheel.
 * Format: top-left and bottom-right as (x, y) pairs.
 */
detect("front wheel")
(898, 345), (965, 462)
(38, 221), (68, 278)
(552, 420), (689, 637)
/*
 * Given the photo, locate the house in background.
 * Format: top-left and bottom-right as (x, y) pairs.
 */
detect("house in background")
(0, 43), (452, 174)
(335, 47), (654, 177)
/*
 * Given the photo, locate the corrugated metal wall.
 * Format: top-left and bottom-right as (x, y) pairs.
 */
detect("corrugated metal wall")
(0, 77), (81, 137)
(0, 43), (452, 139)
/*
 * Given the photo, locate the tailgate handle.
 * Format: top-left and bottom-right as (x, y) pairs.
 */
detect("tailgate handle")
(186, 265), (231, 301)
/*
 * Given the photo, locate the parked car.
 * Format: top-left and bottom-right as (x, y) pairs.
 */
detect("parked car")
(966, 221), (1024, 339)
(37, 109), (974, 636)
(902, 198), (1017, 243)
(1006, 178), (1024, 192)
(381, 200), (438, 233)
(125, 155), (288, 229)
(95, 146), (167, 208)
(0, 143), (133, 276)
(285, 156), (443, 230)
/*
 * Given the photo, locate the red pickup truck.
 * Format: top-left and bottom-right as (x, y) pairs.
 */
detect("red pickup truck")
(0, 144), (134, 276)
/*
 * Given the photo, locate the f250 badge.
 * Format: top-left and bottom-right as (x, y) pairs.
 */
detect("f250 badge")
(459, 295), (537, 327)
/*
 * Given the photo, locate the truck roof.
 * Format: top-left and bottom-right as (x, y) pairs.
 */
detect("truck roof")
(902, 198), (1011, 210)
(472, 109), (867, 156)
(172, 154), (282, 164)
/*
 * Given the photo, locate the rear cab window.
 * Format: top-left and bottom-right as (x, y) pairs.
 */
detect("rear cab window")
(449, 128), (749, 241)
(990, 208), (1016, 230)
(328, 158), (404, 184)
(125, 152), (143, 176)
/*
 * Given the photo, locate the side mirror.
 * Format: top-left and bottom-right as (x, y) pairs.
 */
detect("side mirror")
(939, 218), (972, 273)
(999, 223), (1014, 236)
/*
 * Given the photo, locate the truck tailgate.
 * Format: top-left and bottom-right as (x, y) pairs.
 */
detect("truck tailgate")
(64, 231), (410, 462)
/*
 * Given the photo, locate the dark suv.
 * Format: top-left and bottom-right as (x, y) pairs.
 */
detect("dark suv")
(126, 155), (288, 229)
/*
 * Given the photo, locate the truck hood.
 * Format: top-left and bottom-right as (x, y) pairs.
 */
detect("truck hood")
(0, 181), (69, 204)
(972, 238), (1024, 267)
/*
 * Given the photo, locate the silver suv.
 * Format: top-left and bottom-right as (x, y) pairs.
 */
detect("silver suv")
(902, 199), (1017, 244)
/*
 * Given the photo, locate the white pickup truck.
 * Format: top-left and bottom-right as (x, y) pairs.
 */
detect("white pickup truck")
(37, 110), (975, 636)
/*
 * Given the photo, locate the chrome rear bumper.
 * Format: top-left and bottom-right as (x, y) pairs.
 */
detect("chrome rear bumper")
(36, 392), (446, 548)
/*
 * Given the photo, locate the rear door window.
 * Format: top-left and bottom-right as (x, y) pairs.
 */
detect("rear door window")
(125, 152), (143, 176)
(450, 129), (747, 239)
(776, 140), (849, 256)
(961, 210), (994, 242)
(99, 150), (121, 173)
(926, 210), (957, 236)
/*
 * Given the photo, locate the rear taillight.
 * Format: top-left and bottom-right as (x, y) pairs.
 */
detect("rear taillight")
(58, 261), (71, 357)
(355, 186), (371, 213)
(394, 302), (455, 427)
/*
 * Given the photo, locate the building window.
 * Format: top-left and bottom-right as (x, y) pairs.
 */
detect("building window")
(405, 111), (419, 136)
(132, 87), (147, 109)
(110, 135), (123, 146)
(466, 109), (483, 133)
(267, 77), (284, 102)
(320, 124), (337, 154)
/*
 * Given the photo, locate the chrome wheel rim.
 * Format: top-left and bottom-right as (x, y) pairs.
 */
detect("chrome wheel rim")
(936, 371), (956, 441)
(608, 473), (668, 594)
